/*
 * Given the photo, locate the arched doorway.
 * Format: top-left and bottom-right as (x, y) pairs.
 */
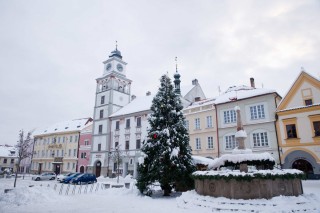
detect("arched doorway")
(80, 166), (84, 173)
(292, 159), (314, 175)
(95, 161), (101, 177)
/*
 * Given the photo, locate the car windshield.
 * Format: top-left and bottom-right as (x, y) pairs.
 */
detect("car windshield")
(77, 174), (85, 178)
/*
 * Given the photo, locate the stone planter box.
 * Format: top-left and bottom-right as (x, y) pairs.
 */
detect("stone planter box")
(194, 178), (303, 199)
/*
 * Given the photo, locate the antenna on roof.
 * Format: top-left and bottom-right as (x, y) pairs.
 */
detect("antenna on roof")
(115, 40), (118, 50)
(262, 83), (264, 88)
(218, 86), (221, 95)
(301, 67), (305, 72)
(175, 56), (178, 72)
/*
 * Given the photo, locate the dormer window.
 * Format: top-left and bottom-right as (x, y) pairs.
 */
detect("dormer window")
(305, 99), (313, 106)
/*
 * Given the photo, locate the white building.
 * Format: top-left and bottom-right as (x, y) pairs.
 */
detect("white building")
(87, 47), (132, 177)
(0, 145), (18, 173)
(215, 79), (282, 163)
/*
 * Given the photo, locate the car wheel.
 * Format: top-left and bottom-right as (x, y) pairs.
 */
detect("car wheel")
(35, 177), (40, 181)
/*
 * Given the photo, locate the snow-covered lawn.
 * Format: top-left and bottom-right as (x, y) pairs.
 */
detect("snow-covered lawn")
(0, 175), (319, 213)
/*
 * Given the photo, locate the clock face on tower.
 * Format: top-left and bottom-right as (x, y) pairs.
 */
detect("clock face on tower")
(117, 64), (123, 72)
(106, 63), (112, 71)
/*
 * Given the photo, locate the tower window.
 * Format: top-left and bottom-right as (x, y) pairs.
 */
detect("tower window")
(98, 125), (103, 134)
(98, 144), (101, 151)
(136, 117), (141, 127)
(100, 110), (104, 119)
(101, 96), (105, 105)
(125, 141), (129, 150)
(116, 121), (120, 130)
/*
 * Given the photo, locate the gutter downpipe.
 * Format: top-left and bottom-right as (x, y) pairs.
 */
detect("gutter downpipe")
(214, 104), (220, 158)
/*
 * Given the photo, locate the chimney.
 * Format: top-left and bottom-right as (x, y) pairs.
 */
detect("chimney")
(131, 95), (136, 101)
(250, 77), (255, 88)
(192, 79), (198, 85)
(146, 91), (151, 96)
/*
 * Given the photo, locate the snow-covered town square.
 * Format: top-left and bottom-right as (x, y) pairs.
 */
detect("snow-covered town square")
(1, 1), (320, 213)
(1, 176), (320, 213)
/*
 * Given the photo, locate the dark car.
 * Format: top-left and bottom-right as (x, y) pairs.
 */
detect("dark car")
(70, 173), (97, 185)
(62, 173), (81, 184)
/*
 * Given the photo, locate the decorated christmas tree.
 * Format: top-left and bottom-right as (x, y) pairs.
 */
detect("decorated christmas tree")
(136, 74), (195, 196)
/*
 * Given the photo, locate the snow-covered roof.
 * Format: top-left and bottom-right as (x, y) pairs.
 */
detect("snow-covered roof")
(208, 152), (275, 169)
(185, 98), (215, 110)
(0, 145), (18, 158)
(33, 118), (92, 136)
(110, 95), (154, 117)
(180, 85), (195, 97)
(192, 156), (215, 165)
(215, 85), (276, 105)
(277, 103), (320, 113)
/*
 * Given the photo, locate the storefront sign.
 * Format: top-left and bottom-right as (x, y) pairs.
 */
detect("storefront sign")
(48, 144), (62, 149)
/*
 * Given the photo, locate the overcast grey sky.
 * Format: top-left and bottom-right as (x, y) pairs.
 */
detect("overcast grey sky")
(1, 0), (320, 145)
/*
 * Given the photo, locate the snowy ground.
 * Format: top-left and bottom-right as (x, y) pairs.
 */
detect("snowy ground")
(0, 175), (319, 213)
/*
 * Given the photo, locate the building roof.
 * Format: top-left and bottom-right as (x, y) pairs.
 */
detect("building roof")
(0, 145), (17, 158)
(214, 85), (277, 105)
(110, 95), (154, 118)
(33, 118), (92, 137)
(184, 98), (216, 110)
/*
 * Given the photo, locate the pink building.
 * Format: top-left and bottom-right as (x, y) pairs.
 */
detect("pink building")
(77, 124), (92, 173)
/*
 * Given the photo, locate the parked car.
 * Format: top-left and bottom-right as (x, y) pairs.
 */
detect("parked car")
(32, 172), (56, 181)
(57, 173), (74, 182)
(62, 173), (81, 184)
(70, 173), (97, 185)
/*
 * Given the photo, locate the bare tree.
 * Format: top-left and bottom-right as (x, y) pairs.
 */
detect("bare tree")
(110, 145), (124, 183)
(14, 130), (33, 187)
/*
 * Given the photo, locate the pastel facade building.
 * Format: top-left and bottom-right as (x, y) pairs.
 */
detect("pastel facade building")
(78, 124), (93, 173)
(276, 71), (320, 179)
(215, 80), (281, 163)
(183, 98), (218, 158)
(31, 118), (92, 174)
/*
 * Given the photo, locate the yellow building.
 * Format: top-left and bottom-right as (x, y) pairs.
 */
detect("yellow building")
(183, 98), (218, 158)
(31, 118), (92, 175)
(276, 71), (320, 179)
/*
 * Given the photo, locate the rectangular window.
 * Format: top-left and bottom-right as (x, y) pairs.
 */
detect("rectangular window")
(286, 124), (297, 138)
(184, 120), (189, 130)
(70, 136), (73, 143)
(100, 109), (104, 119)
(68, 149), (71, 157)
(116, 121), (120, 130)
(125, 141), (129, 150)
(253, 132), (269, 147)
(250, 105), (265, 120)
(84, 140), (89, 145)
(46, 150), (48, 157)
(224, 110), (236, 124)
(62, 150), (64, 157)
(313, 121), (320, 137)
(73, 149), (76, 157)
(99, 125), (103, 134)
(195, 118), (200, 130)
(136, 139), (141, 149)
(84, 152), (87, 159)
(101, 96), (105, 104)
(195, 138), (201, 150)
(225, 135), (237, 149)
(42, 150), (44, 157)
(67, 163), (70, 170)
(305, 99), (313, 106)
(136, 117), (141, 127)
(207, 136), (214, 149)
(206, 116), (213, 128)
(63, 137), (65, 143)
(75, 135), (78, 142)
(57, 150), (60, 157)
(98, 144), (101, 151)
(81, 152), (84, 158)
(58, 137), (60, 143)
(126, 119), (130, 128)
(3, 158), (7, 164)
(115, 142), (119, 148)
(72, 163), (75, 170)
(10, 159), (14, 164)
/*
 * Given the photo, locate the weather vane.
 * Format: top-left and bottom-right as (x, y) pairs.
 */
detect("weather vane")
(116, 40), (118, 50)
(175, 56), (178, 72)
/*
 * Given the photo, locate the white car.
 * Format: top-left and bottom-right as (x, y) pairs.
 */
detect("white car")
(32, 172), (56, 181)
(56, 173), (74, 182)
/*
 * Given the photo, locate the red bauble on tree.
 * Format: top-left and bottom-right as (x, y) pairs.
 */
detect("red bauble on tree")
(153, 134), (157, 139)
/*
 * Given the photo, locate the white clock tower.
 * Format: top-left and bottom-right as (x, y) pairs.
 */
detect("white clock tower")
(88, 46), (132, 177)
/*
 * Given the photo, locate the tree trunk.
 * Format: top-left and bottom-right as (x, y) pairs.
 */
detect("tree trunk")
(162, 183), (171, 196)
(14, 159), (21, 188)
